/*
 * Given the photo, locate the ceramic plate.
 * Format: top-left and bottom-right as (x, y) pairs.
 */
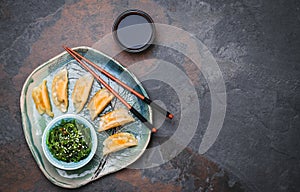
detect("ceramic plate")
(20, 46), (151, 188)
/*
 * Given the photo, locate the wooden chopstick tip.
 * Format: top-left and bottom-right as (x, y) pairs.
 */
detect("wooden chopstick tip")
(62, 45), (73, 53)
(168, 113), (174, 119)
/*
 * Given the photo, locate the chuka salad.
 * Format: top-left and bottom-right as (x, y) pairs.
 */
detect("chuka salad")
(47, 119), (92, 162)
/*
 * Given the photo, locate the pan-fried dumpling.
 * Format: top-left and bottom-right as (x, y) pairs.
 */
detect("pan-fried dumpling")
(103, 132), (138, 155)
(98, 108), (135, 132)
(87, 88), (114, 120)
(52, 68), (68, 112)
(72, 73), (94, 113)
(32, 80), (54, 117)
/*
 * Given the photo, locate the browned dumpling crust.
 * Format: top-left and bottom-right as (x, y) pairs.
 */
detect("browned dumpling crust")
(98, 108), (134, 132)
(87, 88), (114, 120)
(103, 132), (138, 155)
(52, 68), (68, 112)
(72, 73), (94, 113)
(32, 79), (54, 117)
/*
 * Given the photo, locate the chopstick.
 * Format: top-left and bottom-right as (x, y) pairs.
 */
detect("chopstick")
(63, 46), (157, 133)
(64, 46), (174, 119)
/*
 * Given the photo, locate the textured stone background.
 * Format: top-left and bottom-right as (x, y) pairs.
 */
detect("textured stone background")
(0, 0), (299, 191)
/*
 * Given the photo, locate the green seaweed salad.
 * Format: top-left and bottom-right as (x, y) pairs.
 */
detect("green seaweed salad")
(47, 119), (92, 162)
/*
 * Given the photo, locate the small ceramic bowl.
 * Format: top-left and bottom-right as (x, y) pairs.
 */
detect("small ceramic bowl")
(42, 114), (97, 170)
(112, 9), (156, 53)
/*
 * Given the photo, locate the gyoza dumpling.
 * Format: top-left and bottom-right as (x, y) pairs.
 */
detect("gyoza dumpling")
(72, 73), (94, 113)
(103, 132), (138, 155)
(87, 88), (114, 120)
(52, 68), (68, 112)
(32, 80), (54, 117)
(98, 108), (135, 132)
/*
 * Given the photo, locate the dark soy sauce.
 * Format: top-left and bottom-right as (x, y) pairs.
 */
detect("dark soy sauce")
(113, 10), (155, 52)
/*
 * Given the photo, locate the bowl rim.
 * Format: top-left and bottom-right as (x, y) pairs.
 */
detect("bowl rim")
(112, 9), (156, 53)
(42, 114), (98, 170)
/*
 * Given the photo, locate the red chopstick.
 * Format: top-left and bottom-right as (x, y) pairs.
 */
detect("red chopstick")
(63, 46), (157, 133)
(64, 46), (174, 119)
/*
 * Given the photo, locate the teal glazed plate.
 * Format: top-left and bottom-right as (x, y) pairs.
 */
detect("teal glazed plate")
(20, 46), (152, 188)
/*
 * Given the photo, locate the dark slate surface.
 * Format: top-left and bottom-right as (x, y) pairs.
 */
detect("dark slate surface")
(0, 0), (299, 191)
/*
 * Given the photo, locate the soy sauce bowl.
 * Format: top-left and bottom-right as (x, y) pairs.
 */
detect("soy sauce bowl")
(42, 114), (97, 170)
(113, 9), (156, 53)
